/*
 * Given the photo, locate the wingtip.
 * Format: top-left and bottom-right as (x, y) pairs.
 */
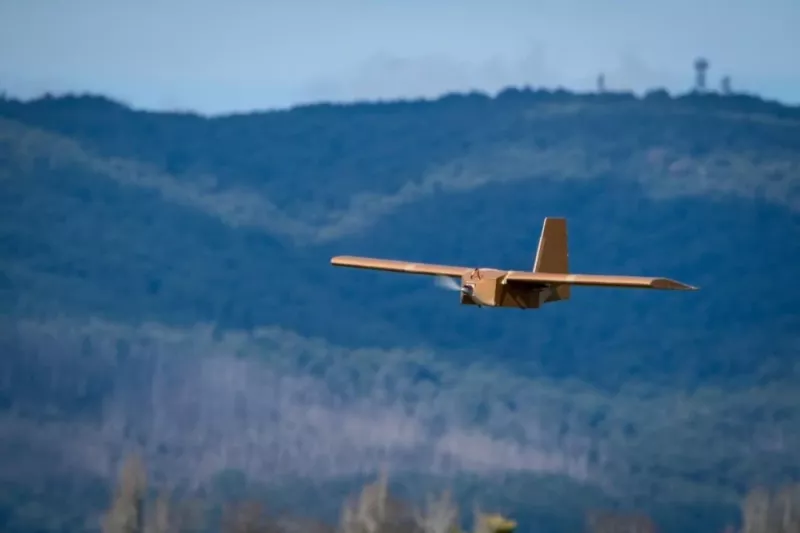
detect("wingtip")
(651, 278), (699, 291)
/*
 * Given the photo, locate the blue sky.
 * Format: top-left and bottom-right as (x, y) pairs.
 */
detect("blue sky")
(1, 0), (798, 114)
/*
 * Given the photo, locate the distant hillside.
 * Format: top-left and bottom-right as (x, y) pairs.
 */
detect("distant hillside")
(0, 88), (799, 533)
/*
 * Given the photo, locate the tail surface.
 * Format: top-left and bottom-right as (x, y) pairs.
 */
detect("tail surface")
(533, 217), (570, 301)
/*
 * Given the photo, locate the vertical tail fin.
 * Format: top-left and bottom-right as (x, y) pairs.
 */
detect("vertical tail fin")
(533, 217), (570, 301)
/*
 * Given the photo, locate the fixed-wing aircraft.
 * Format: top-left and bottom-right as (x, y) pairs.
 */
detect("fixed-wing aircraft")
(330, 217), (698, 310)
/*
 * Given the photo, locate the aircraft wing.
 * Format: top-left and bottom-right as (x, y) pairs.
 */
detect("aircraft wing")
(502, 271), (698, 291)
(331, 256), (471, 278)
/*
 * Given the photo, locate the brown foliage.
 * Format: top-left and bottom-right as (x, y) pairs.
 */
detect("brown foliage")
(220, 501), (280, 533)
(584, 509), (658, 533)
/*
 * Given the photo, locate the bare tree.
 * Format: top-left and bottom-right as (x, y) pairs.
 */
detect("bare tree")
(102, 454), (148, 533)
(742, 484), (800, 533)
(339, 470), (423, 533)
(144, 493), (171, 533)
(413, 489), (459, 533)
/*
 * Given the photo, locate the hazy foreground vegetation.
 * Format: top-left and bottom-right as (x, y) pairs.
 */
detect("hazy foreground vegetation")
(99, 454), (800, 533)
(101, 455), (519, 533)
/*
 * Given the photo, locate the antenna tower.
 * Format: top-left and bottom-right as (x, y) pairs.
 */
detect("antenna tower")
(694, 57), (709, 92)
(721, 75), (732, 95)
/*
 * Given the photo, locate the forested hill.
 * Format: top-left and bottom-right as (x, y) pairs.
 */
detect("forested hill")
(1, 88), (799, 533)
(2, 88), (798, 388)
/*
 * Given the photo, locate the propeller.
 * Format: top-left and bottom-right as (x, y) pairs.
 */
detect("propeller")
(434, 275), (486, 306)
(434, 275), (463, 292)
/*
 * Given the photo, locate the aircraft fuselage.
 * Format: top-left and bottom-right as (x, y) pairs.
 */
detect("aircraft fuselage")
(459, 269), (550, 309)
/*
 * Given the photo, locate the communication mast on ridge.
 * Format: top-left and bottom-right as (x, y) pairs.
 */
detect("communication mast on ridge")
(721, 75), (732, 95)
(694, 57), (709, 92)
